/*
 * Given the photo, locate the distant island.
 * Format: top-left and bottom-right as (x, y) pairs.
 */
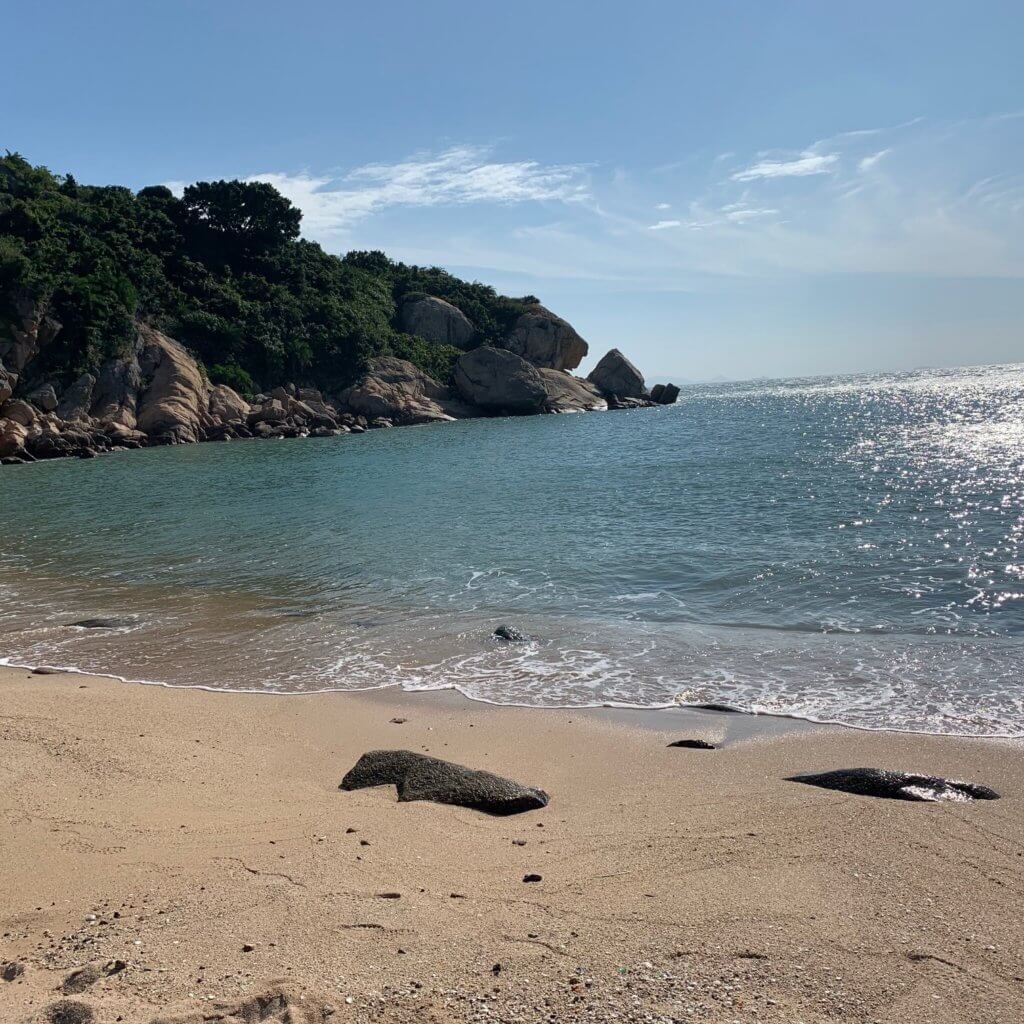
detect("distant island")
(0, 154), (677, 465)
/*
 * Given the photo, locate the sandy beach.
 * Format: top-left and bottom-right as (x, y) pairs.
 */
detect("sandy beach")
(0, 666), (1021, 1023)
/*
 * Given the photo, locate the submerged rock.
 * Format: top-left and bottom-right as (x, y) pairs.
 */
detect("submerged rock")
(493, 625), (529, 642)
(786, 768), (1000, 803)
(71, 617), (137, 629)
(340, 750), (549, 815)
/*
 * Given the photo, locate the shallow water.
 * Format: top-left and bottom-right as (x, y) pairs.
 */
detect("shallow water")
(2, 363), (1023, 735)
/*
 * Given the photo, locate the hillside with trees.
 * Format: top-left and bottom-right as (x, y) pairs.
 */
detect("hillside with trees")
(0, 153), (537, 395)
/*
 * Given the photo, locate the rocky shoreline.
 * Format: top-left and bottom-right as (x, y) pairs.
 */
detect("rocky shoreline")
(0, 297), (679, 467)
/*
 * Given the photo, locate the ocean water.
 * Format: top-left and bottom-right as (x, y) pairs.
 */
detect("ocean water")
(2, 363), (1023, 736)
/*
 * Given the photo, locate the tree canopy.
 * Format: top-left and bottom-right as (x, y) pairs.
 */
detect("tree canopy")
(0, 153), (536, 393)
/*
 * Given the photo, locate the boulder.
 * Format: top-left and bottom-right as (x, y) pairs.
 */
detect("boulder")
(537, 368), (607, 413)
(650, 382), (680, 405)
(206, 384), (249, 425)
(340, 750), (549, 815)
(338, 357), (476, 424)
(786, 768), (1000, 803)
(248, 399), (288, 426)
(27, 383), (59, 412)
(135, 326), (206, 444)
(454, 346), (546, 415)
(502, 305), (588, 371)
(398, 295), (476, 349)
(587, 348), (647, 399)
(57, 374), (96, 421)
(0, 419), (29, 458)
(0, 398), (38, 426)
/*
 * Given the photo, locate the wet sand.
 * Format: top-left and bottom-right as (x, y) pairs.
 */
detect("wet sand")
(1, 664), (1022, 1023)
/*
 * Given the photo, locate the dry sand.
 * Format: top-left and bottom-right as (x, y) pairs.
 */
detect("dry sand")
(0, 664), (1021, 1023)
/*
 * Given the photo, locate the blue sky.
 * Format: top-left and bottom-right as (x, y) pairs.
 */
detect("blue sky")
(3, 1), (1022, 380)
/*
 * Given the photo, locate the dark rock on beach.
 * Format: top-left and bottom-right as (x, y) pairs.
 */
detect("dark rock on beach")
(787, 768), (1000, 803)
(340, 750), (549, 815)
(493, 624), (529, 642)
(667, 739), (717, 750)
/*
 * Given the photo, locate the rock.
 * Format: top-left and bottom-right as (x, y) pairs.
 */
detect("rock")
(399, 295), (476, 349)
(658, 383), (680, 405)
(503, 305), (588, 371)
(340, 750), (549, 815)
(44, 1001), (94, 1024)
(587, 348), (647, 399)
(454, 346), (547, 415)
(1, 961), (24, 981)
(135, 326), (206, 444)
(90, 356), (142, 428)
(0, 418), (29, 458)
(1, 398), (38, 426)
(389, 717), (407, 724)
(0, 294), (62, 374)
(248, 399), (288, 425)
(606, 394), (655, 410)
(72, 617), (137, 629)
(786, 768), (1000, 802)
(522, 873), (543, 883)
(27, 383), (59, 412)
(537, 368), (607, 413)
(337, 357), (476, 425)
(493, 625), (529, 642)
(0, 359), (15, 404)
(57, 374), (97, 421)
(241, 943), (256, 953)
(667, 739), (716, 750)
(206, 383), (249, 425)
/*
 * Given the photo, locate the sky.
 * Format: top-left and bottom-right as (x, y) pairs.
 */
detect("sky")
(2, 0), (1023, 381)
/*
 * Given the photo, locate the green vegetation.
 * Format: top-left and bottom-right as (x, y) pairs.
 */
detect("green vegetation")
(0, 153), (537, 390)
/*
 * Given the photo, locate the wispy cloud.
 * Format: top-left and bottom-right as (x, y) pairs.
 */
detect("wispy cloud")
(858, 149), (890, 172)
(245, 146), (589, 239)
(731, 151), (838, 182)
(648, 218), (682, 230)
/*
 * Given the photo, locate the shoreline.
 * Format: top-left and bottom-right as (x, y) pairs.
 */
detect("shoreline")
(2, 663), (1022, 1023)
(5, 651), (1020, 744)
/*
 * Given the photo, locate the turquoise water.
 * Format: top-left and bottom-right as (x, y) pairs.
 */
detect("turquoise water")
(2, 363), (1023, 735)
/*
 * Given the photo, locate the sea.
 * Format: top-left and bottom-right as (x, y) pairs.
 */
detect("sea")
(2, 363), (1022, 737)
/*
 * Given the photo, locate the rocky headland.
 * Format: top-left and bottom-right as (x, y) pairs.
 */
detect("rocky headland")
(0, 154), (679, 467)
(0, 298), (678, 466)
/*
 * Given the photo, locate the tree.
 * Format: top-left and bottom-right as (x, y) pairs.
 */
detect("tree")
(180, 180), (301, 258)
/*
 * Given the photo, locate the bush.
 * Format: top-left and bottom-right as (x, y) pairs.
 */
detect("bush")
(207, 361), (256, 396)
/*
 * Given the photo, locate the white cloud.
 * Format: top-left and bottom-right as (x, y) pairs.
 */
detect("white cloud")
(648, 219), (682, 230)
(245, 146), (589, 239)
(731, 151), (838, 182)
(858, 149), (890, 172)
(655, 202), (672, 210)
